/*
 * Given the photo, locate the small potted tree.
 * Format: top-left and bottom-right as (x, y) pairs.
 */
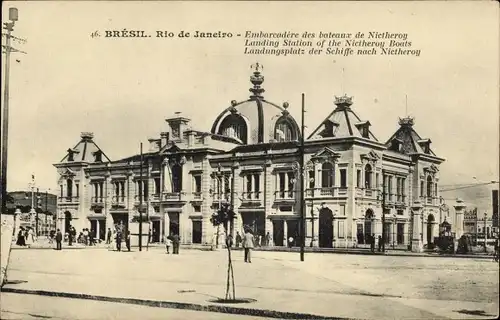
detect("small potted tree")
(210, 202), (236, 301)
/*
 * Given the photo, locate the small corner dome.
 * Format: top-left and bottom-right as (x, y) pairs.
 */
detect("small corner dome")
(210, 64), (300, 145)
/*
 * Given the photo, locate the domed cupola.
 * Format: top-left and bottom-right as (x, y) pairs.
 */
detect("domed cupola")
(210, 63), (300, 145)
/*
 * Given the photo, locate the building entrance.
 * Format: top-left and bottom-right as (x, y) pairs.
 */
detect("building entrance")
(318, 207), (334, 248)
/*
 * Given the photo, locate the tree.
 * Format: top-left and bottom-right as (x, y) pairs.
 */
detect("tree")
(210, 202), (236, 301)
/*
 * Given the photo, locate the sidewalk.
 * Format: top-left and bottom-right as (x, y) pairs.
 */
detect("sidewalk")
(2, 249), (498, 319)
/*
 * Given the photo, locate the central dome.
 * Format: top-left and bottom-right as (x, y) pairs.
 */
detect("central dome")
(210, 64), (300, 145)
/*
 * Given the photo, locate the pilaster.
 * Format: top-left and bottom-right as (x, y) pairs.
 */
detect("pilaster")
(201, 159), (212, 244)
(411, 200), (423, 252)
(264, 160), (273, 239)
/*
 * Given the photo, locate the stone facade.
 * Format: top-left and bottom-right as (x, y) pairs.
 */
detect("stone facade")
(54, 66), (452, 249)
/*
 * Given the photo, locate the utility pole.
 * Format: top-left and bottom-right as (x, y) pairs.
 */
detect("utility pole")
(146, 156), (150, 251)
(381, 169), (386, 252)
(139, 143), (143, 251)
(299, 93), (306, 262)
(484, 213), (487, 252)
(36, 188), (40, 236)
(1, 8), (25, 215)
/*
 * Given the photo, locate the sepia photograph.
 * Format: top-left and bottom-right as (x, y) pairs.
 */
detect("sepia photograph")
(1, 1), (499, 319)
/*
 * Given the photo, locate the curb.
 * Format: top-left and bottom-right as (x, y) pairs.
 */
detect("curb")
(0, 287), (352, 320)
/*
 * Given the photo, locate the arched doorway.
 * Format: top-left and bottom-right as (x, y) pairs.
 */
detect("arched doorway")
(64, 211), (72, 234)
(318, 207), (334, 248)
(427, 214), (435, 247)
(364, 209), (374, 244)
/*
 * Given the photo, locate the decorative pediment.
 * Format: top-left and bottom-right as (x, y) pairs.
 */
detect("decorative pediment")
(311, 147), (341, 163)
(424, 164), (439, 174)
(361, 150), (380, 162)
(164, 144), (181, 154)
(58, 168), (76, 178)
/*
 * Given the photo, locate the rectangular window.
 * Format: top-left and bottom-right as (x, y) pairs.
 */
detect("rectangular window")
(308, 170), (315, 189)
(388, 177), (393, 201)
(420, 181), (424, 197)
(375, 173), (379, 189)
(356, 170), (361, 188)
(254, 174), (260, 197)
(75, 183), (79, 198)
(338, 221), (345, 238)
(224, 175), (231, 195)
(278, 172), (286, 194)
(193, 175), (202, 193)
(340, 169), (347, 188)
(154, 178), (161, 194)
(246, 175), (252, 198)
(99, 182), (104, 198)
(287, 172), (295, 197)
(60, 185), (63, 198)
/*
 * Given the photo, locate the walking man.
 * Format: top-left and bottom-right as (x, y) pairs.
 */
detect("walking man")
(172, 233), (180, 254)
(116, 230), (122, 251)
(126, 230), (131, 251)
(242, 229), (255, 263)
(235, 231), (242, 248)
(55, 229), (63, 250)
(106, 228), (112, 244)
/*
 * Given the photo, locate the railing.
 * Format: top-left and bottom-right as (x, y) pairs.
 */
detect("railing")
(211, 192), (231, 202)
(193, 192), (202, 200)
(274, 190), (295, 200)
(150, 193), (161, 201)
(90, 197), (104, 204)
(305, 187), (346, 197)
(163, 192), (186, 201)
(111, 196), (126, 204)
(134, 195), (148, 202)
(59, 196), (79, 203)
(241, 191), (262, 201)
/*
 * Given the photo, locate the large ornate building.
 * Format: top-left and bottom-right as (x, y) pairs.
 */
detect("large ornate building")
(54, 65), (455, 250)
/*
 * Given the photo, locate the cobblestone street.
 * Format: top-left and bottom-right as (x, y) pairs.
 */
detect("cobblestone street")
(1, 247), (498, 319)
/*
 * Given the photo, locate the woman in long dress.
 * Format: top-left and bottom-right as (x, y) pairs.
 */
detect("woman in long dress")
(109, 229), (116, 250)
(25, 228), (35, 248)
(16, 227), (25, 246)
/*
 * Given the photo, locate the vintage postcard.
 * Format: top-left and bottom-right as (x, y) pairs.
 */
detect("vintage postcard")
(1, 1), (499, 319)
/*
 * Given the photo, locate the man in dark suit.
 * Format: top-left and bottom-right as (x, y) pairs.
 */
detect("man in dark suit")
(242, 229), (255, 263)
(55, 229), (63, 250)
(171, 234), (180, 254)
(116, 231), (122, 251)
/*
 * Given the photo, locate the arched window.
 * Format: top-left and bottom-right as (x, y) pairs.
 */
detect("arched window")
(274, 118), (297, 142)
(364, 164), (372, 189)
(426, 176), (433, 198)
(321, 162), (335, 188)
(218, 114), (248, 144)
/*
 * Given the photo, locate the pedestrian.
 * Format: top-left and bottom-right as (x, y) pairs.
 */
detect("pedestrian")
(226, 234), (234, 248)
(55, 229), (63, 250)
(288, 236), (294, 248)
(16, 227), (26, 246)
(165, 234), (172, 254)
(25, 227), (35, 248)
(235, 231), (242, 248)
(265, 232), (271, 247)
(126, 230), (131, 251)
(116, 230), (122, 251)
(377, 235), (382, 252)
(171, 233), (180, 254)
(49, 229), (55, 244)
(106, 228), (112, 244)
(109, 229), (116, 250)
(83, 228), (89, 246)
(370, 234), (375, 253)
(242, 229), (255, 263)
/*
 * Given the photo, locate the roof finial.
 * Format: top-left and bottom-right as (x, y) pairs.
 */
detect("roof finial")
(249, 63), (265, 99)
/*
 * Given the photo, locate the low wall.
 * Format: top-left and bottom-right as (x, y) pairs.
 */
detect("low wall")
(1, 214), (15, 287)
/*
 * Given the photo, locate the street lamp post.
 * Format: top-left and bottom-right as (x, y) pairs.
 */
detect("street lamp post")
(392, 213), (396, 249)
(216, 164), (223, 249)
(484, 212), (487, 253)
(1, 8), (18, 216)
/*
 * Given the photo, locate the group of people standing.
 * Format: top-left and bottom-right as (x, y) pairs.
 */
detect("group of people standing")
(106, 227), (131, 252)
(235, 231), (272, 248)
(16, 227), (36, 248)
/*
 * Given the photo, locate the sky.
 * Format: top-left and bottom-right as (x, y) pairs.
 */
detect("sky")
(1, 1), (499, 213)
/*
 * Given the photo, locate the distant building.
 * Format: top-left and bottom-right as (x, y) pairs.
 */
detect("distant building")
(7, 191), (57, 236)
(54, 66), (455, 250)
